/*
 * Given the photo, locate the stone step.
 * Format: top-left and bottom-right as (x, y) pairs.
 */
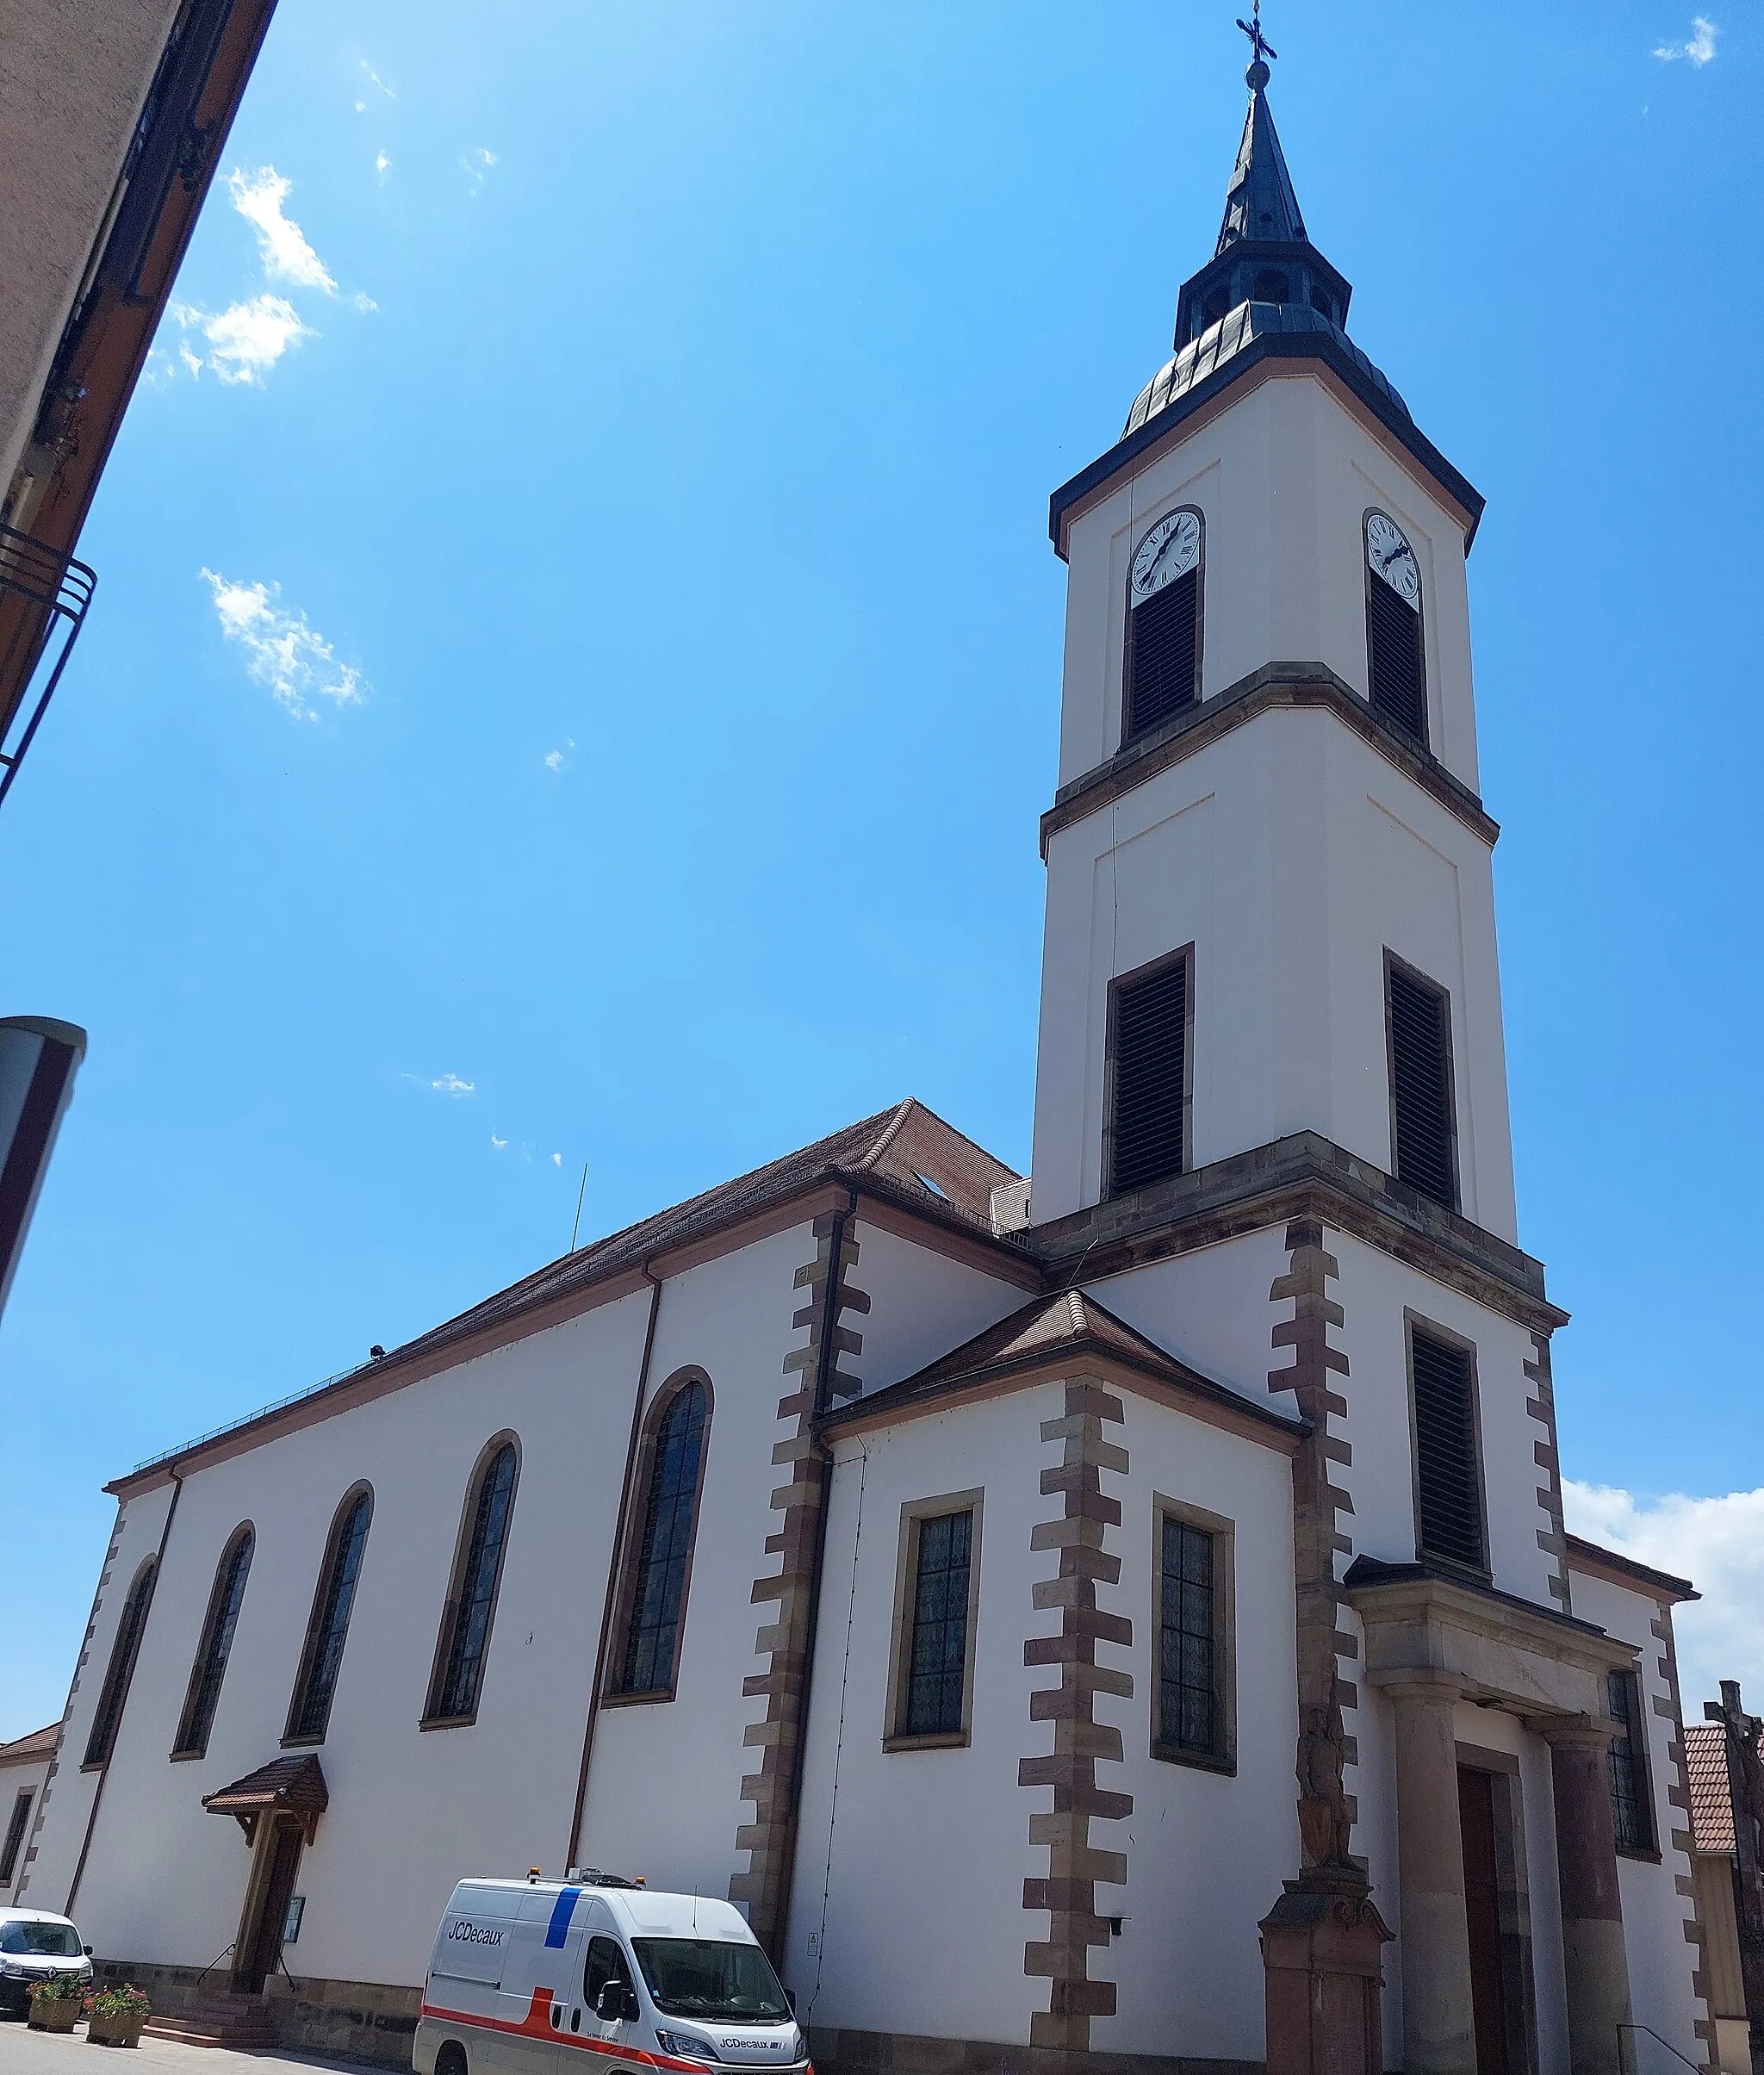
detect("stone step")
(143, 2003), (280, 2049)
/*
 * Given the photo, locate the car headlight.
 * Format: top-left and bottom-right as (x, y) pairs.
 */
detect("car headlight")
(655, 2031), (721, 2062)
(0, 1960), (22, 1977)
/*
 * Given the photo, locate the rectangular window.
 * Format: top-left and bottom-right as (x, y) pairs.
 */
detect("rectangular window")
(1107, 947), (1193, 1198)
(1387, 956), (1458, 1209)
(1606, 1669), (1655, 1855)
(1410, 1325), (1486, 1572)
(885, 1493), (982, 1748)
(1126, 566), (1201, 740)
(1154, 1502), (1234, 1768)
(1367, 573), (1426, 742)
(0, 1790), (32, 1885)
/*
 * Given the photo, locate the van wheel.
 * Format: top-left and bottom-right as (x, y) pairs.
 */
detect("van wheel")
(436, 2043), (469, 2075)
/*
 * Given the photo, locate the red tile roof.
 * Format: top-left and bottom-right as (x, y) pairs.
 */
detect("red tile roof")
(1684, 1724), (1736, 1854)
(0, 1724), (57, 1768)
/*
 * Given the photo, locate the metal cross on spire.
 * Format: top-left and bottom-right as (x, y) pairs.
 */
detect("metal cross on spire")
(1235, 0), (1277, 69)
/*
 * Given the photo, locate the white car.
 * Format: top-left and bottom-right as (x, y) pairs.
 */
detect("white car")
(414, 1872), (809, 2075)
(0, 1908), (93, 2018)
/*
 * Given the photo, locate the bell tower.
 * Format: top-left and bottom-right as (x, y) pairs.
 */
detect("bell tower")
(1027, 39), (1514, 1247)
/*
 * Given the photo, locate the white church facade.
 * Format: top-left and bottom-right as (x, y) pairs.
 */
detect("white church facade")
(16, 52), (1719, 2075)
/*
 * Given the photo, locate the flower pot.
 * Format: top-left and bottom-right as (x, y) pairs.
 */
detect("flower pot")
(87, 2010), (147, 2047)
(28, 1997), (83, 2033)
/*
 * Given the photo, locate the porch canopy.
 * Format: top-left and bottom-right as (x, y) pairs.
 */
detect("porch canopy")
(201, 1753), (329, 1845)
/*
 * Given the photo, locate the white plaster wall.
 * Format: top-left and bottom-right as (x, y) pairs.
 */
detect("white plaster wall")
(1055, 369), (1478, 792)
(1030, 705), (1516, 1235)
(19, 1486), (171, 1919)
(32, 1217), (817, 1991)
(844, 1219), (1028, 1394)
(1075, 1229), (1295, 1414)
(578, 1225), (818, 1902)
(1568, 1571), (1707, 2068)
(789, 1382), (1297, 2063)
(1090, 1394), (1298, 2063)
(787, 1391), (1059, 2047)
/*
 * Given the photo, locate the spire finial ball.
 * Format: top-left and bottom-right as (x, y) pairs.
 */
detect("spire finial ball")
(1245, 58), (1270, 90)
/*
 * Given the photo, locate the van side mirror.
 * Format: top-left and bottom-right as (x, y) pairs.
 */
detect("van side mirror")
(83, 1948), (93, 1959)
(596, 1982), (638, 2022)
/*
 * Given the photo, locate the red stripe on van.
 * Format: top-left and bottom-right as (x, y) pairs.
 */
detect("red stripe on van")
(418, 1989), (811, 2075)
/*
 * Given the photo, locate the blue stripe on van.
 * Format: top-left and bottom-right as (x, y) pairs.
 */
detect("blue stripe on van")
(544, 1888), (582, 1949)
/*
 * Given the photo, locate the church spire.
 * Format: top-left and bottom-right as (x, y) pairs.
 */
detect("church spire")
(1170, 13), (1351, 351)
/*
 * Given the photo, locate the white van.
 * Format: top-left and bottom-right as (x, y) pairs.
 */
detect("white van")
(413, 1873), (810, 2075)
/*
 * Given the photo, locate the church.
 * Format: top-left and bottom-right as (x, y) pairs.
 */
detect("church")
(15, 42), (1718, 2075)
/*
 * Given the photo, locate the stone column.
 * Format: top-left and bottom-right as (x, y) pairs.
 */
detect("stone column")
(1543, 1718), (1631, 2075)
(1387, 1674), (1478, 2075)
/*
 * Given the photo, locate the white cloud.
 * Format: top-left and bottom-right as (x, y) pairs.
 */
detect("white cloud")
(360, 62), (396, 98)
(550, 1152), (563, 1167)
(430, 1074), (475, 1097)
(164, 295), (314, 385)
(462, 147), (498, 192)
(227, 167), (337, 292)
(199, 570), (365, 718)
(1562, 1481), (1764, 1705)
(1654, 16), (1717, 63)
(543, 736), (576, 772)
(351, 290), (379, 314)
(375, 152), (390, 177)
(489, 1133), (509, 1151)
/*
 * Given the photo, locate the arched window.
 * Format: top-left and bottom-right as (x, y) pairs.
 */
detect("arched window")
(83, 1559), (157, 1768)
(1364, 510), (1427, 742)
(285, 1488), (372, 1744)
(1124, 507), (1203, 743)
(425, 1442), (519, 1725)
(614, 1376), (711, 1698)
(1252, 268), (1290, 304)
(171, 1525), (254, 1759)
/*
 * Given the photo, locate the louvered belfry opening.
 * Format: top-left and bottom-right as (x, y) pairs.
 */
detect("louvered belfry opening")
(1108, 952), (1190, 1196)
(1411, 1328), (1485, 1570)
(1367, 571), (1426, 742)
(1126, 564), (1201, 740)
(1387, 959), (1457, 1208)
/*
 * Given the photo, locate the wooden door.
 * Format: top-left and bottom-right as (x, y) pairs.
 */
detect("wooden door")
(1458, 1766), (1509, 2075)
(235, 1819), (302, 1993)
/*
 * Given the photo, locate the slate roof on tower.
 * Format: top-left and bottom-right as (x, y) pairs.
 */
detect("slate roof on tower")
(1049, 54), (1483, 556)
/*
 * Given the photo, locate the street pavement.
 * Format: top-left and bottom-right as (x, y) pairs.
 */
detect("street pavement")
(0, 2020), (375, 2072)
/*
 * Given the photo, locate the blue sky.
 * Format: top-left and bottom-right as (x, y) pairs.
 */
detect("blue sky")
(3, 2), (1758, 1738)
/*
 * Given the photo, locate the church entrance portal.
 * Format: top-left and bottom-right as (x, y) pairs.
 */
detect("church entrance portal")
(1459, 1766), (1511, 2075)
(233, 1815), (302, 1994)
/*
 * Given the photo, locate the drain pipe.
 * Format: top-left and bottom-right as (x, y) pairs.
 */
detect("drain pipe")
(566, 1264), (663, 1872)
(762, 1186), (857, 1961)
(65, 1468), (183, 1917)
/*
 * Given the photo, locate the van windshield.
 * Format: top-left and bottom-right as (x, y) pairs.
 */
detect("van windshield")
(630, 1939), (789, 2023)
(0, 1922), (83, 1958)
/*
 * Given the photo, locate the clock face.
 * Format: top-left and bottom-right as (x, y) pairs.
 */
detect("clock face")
(1365, 512), (1420, 608)
(1130, 509), (1201, 601)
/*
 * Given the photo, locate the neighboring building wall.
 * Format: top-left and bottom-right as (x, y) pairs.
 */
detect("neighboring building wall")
(1569, 1567), (1709, 2068)
(0, 0), (182, 505)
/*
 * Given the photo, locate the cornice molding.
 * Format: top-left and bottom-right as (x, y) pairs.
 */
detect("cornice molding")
(1025, 1130), (1565, 1336)
(1040, 661), (1499, 859)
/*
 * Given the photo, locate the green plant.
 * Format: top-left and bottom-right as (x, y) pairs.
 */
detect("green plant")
(27, 1973), (84, 2005)
(87, 1985), (150, 2019)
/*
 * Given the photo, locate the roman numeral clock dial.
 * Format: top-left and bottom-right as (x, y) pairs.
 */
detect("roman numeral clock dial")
(1365, 511), (1420, 605)
(1130, 508), (1201, 599)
